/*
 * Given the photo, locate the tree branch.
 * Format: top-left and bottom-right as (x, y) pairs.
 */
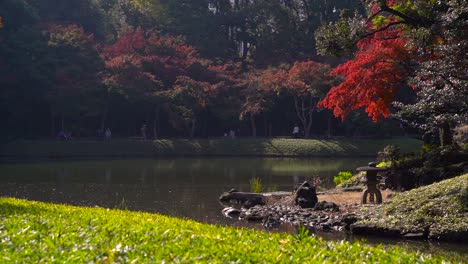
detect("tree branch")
(360, 21), (405, 38)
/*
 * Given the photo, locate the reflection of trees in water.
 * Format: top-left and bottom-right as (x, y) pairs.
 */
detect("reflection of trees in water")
(0, 157), (368, 222)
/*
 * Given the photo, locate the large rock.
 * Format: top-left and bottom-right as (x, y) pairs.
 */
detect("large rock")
(293, 181), (318, 208)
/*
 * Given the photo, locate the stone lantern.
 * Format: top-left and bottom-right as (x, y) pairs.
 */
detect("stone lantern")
(356, 162), (389, 204)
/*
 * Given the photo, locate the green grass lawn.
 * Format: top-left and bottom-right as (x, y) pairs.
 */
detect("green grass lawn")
(0, 197), (450, 263)
(0, 137), (422, 158)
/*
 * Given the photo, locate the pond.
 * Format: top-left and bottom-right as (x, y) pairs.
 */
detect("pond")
(1, 157), (466, 259)
(0, 157), (367, 224)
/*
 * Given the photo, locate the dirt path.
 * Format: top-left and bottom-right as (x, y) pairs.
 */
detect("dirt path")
(317, 189), (395, 204)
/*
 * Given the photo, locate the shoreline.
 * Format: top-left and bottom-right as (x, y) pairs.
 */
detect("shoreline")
(0, 137), (423, 159)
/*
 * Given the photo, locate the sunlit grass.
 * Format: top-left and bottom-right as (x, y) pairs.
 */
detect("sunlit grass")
(0, 197), (453, 263)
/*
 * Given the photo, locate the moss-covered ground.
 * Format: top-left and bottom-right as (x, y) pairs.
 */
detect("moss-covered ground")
(0, 197), (453, 263)
(357, 173), (468, 241)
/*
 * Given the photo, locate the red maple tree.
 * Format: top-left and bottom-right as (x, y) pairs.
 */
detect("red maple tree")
(102, 28), (231, 138)
(259, 61), (334, 138)
(318, 29), (412, 122)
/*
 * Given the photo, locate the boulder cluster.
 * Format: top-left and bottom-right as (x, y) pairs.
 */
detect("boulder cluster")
(221, 181), (371, 232)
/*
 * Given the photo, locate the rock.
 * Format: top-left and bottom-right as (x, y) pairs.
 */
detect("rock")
(402, 232), (426, 239)
(243, 213), (265, 222)
(342, 214), (359, 227)
(242, 197), (265, 209)
(351, 224), (401, 237)
(262, 216), (282, 229)
(293, 181), (318, 208)
(314, 201), (339, 211)
(222, 207), (241, 218)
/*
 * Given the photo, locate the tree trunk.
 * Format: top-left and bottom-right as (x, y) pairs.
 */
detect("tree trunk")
(439, 122), (452, 146)
(100, 103), (108, 131)
(61, 114), (65, 131)
(50, 109), (56, 138)
(153, 105), (161, 139)
(250, 114), (257, 138)
(189, 118), (197, 139)
(294, 97), (310, 138)
(268, 119), (272, 137)
(327, 112), (333, 138)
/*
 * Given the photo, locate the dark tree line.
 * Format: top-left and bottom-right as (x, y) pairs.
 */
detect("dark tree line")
(2, 0), (454, 141)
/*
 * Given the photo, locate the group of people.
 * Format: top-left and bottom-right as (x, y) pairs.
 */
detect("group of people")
(57, 130), (73, 141)
(224, 130), (236, 139)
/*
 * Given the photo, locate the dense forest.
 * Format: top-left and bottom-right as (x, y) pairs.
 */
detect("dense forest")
(0, 0), (466, 142)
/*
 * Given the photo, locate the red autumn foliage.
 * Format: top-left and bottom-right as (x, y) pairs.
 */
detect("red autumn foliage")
(256, 61), (333, 138)
(103, 28), (217, 90)
(318, 29), (412, 121)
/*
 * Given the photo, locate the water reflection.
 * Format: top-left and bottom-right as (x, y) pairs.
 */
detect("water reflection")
(0, 157), (366, 221)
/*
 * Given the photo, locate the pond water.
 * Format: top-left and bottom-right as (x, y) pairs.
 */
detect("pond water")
(0, 157), (466, 259)
(0, 157), (368, 224)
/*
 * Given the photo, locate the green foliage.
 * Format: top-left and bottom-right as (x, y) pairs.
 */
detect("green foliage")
(315, 10), (365, 57)
(379, 145), (401, 167)
(333, 171), (353, 186)
(249, 177), (263, 193)
(421, 143), (436, 154)
(295, 225), (310, 241)
(0, 197), (450, 262)
(377, 161), (390, 167)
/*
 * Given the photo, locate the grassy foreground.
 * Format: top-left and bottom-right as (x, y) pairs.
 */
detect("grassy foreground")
(0, 198), (450, 263)
(0, 137), (422, 158)
(358, 173), (468, 241)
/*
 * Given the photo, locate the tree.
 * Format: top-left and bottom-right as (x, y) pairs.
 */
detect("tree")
(262, 61), (334, 138)
(318, 29), (412, 122)
(240, 69), (275, 137)
(316, 0), (467, 145)
(45, 25), (103, 135)
(395, 1), (468, 146)
(168, 76), (216, 138)
(103, 28), (228, 138)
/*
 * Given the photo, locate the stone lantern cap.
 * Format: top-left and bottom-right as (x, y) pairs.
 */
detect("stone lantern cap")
(356, 162), (389, 172)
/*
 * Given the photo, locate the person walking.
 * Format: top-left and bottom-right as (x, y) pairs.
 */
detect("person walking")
(105, 128), (112, 140)
(141, 124), (147, 140)
(292, 125), (300, 138)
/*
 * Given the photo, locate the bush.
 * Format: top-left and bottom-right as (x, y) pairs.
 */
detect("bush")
(333, 171), (353, 186)
(454, 125), (468, 147)
(379, 145), (400, 163)
(249, 177), (263, 193)
(420, 143), (436, 154)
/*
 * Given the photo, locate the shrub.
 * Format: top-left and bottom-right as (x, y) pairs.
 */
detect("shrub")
(379, 145), (400, 163)
(333, 171), (353, 186)
(421, 143), (436, 154)
(249, 177), (263, 193)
